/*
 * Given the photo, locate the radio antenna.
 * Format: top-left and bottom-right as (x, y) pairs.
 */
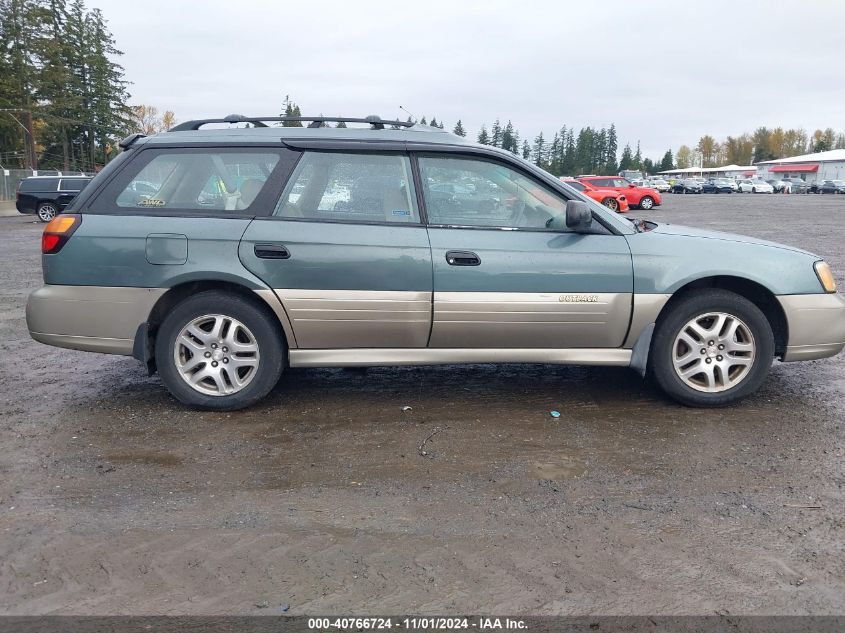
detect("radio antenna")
(399, 105), (416, 122)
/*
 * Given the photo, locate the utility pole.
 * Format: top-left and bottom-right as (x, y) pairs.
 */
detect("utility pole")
(24, 110), (37, 171)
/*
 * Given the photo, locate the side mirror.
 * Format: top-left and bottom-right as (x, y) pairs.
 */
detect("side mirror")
(629, 183), (636, 188)
(565, 200), (592, 231)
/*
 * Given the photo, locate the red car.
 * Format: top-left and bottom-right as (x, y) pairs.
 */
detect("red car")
(561, 178), (630, 213)
(577, 176), (661, 210)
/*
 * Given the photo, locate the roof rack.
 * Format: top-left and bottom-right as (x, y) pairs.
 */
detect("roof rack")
(169, 114), (414, 132)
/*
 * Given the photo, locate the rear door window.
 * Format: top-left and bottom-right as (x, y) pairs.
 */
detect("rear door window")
(59, 178), (89, 191)
(94, 148), (288, 214)
(274, 152), (419, 224)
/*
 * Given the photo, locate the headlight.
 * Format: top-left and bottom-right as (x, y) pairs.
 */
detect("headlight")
(814, 261), (837, 293)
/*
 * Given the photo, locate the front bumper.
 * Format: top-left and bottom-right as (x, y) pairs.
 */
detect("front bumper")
(778, 293), (845, 361)
(26, 285), (166, 356)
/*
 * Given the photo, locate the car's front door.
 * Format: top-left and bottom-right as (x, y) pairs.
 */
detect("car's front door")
(417, 154), (633, 349)
(239, 151), (432, 349)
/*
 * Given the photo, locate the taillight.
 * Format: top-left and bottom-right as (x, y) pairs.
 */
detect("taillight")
(42, 214), (81, 254)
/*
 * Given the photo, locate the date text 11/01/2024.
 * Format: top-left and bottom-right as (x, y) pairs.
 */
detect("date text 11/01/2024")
(307, 618), (527, 630)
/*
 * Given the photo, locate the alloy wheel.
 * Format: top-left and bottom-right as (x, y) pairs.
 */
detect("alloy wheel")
(672, 312), (756, 393)
(37, 204), (57, 222)
(173, 314), (260, 396)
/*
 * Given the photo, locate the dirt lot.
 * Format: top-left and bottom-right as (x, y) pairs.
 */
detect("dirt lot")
(1, 193), (844, 615)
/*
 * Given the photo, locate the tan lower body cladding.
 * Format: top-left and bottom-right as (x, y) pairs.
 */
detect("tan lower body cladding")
(273, 289), (642, 350)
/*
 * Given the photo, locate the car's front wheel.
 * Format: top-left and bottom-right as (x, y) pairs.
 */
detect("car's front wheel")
(155, 291), (285, 410)
(650, 289), (774, 407)
(37, 203), (57, 222)
(602, 197), (619, 212)
(639, 196), (655, 209)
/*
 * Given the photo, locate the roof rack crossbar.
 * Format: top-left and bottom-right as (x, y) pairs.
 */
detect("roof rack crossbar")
(169, 114), (414, 132)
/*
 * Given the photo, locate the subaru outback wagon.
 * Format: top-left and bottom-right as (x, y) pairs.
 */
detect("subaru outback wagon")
(26, 114), (845, 410)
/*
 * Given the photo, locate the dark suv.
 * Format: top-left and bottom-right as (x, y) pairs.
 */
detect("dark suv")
(16, 175), (92, 222)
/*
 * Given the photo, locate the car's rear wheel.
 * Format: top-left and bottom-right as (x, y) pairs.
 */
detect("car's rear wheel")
(602, 197), (619, 211)
(37, 203), (57, 222)
(155, 290), (285, 410)
(639, 196), (655, 209)
(650, 289), (774, 407)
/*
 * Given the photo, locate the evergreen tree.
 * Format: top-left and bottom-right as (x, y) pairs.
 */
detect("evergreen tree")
(532, 132), (547, 167)
(752, 127), (774, 162)
(605, 123), (618, 174)
(619, 143), (633, 171)
(490, 118), (502, 148)
(476, 124), (490, 145)
(575, 128), (594, 174)
(429, 117), (438, 128)
(335, 119), (347, 128)
(660, 150), (674, 171)
(548, 132), (561, 175)
(280, 95), (302, 126)
(562, 130), (576, 175)
(521, 139), (531, 160)
(501, 120), (515, 153)
(633, 141), (642, 170)
(419, 115), (427, 125)
(84, 7), (131, 163)
(511, 128), (520, 155)
(643, 158), (655, 175)
(452, 119), (466, 136)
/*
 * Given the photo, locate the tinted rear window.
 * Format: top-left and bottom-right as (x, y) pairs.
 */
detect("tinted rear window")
(59, 178), (90, 191)
(19, 178), (58, 192)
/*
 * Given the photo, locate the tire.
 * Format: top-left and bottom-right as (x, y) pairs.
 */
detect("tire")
(37, 203), (57, 222)
(602, 197), (619, 212)
(639, 196), (654, 209)
(650, 289), (774, 407)
(155, 290), (285, 410)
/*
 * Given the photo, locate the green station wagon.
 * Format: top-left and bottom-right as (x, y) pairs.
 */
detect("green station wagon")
(26, 115), (845, 410)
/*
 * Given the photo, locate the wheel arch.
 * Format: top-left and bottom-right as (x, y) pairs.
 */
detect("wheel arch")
(133, 279), (295, 373)
(653, 275), (788, 358)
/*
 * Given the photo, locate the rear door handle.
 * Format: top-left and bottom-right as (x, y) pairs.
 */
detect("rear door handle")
(445, 250), (481, 266)
(254, 243), (291, 259)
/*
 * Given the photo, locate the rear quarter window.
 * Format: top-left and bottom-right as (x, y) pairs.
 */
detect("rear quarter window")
(19, 178), (58, 192)
(89, 147), (296, 215)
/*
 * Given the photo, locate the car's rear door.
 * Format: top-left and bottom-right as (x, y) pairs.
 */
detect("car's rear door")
(417, 153), (633, 349)
(57, 178), (90, 209)
(238, 150), (433, 349)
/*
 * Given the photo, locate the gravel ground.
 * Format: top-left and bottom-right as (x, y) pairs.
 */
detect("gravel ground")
(0, 193), (843, 615)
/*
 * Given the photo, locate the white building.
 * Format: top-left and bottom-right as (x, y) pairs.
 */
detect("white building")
(756, 149), (845, 184)
(657, 164), (756, 179)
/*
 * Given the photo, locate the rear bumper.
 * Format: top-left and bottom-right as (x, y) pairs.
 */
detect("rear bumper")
(26, 285), (166, 356)
(778, 293), (845, 361)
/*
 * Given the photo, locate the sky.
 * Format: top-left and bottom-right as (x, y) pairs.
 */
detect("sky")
(91, 0), (845, 160)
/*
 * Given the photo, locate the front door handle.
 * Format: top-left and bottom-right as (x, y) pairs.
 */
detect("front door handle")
(445, 250), (481, 266)
(254, 243), (291, 259)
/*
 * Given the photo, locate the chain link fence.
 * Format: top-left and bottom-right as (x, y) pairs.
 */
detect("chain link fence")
(1, 169), (35, 201)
